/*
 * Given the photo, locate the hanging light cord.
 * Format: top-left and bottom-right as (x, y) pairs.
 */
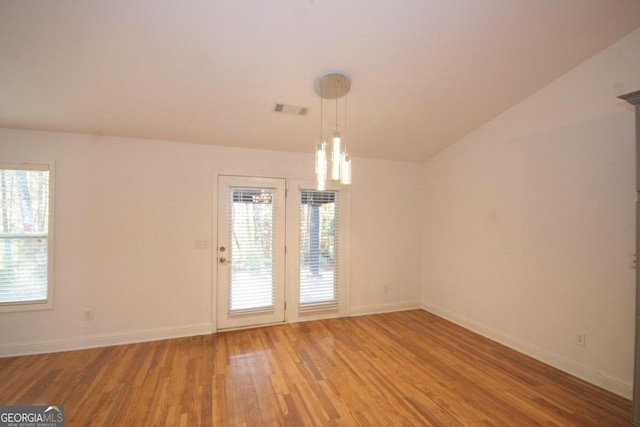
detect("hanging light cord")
(321, 84), (325, 141)
(344, 90), (347, 144)
(335, 86), (339, 131)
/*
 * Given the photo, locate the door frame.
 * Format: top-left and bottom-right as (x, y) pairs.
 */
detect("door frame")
(215, 175), (287, 330)
(212, 174), (351, 331)
(285, 179), (351, 323)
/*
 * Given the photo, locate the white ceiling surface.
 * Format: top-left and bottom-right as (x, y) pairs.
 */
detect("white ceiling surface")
(1, 1), (640, 162)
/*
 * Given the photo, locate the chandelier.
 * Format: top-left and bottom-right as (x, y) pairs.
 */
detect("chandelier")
(313, 71), (352, 191)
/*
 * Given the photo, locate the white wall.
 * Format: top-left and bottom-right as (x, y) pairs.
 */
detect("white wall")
(350, 158), (423, 314)
(3, 27), (635, 404)
(421, 28), (640, 398)
(0, 129), (422, 355)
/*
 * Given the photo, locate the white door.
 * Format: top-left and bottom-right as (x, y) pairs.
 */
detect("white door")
(217, 176), (286, 329)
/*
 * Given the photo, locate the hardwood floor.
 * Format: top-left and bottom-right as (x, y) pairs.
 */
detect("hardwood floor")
(0, 310), (632, 426)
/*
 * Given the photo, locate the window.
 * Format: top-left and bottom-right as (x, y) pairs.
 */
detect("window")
(299, 190), (338, 310)
(228, 187), (276, 313)
(0, 163), (53, 311)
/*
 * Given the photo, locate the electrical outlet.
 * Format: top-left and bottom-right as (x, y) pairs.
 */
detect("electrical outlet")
(631, 253), (637, 269)
(577, 333), (586, 347)
(384, 285), (389, 294)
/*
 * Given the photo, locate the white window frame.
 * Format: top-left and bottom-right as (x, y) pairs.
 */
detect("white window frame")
(285, 180), (350, 322)
(0, 161), (55, 312)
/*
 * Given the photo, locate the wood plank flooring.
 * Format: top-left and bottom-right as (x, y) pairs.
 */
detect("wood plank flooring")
(0, 310), (633, 426)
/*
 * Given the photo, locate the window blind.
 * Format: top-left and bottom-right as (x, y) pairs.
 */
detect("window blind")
(228, 188), (275, 314)
(299, 190), (338, 310)
(0, 166), (50, 305)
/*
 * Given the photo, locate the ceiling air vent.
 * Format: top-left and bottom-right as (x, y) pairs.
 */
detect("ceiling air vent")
(273, 103), (308, 116)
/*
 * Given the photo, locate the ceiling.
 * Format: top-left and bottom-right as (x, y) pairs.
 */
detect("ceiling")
(1, 1), (640, 162)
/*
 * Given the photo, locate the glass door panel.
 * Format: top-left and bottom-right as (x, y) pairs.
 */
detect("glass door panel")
(217, 176), (285, 329)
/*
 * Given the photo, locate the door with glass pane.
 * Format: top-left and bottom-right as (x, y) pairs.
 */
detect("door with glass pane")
(217, 176), (286, 329)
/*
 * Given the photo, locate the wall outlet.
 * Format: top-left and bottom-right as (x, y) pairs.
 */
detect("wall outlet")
(631, 253), (637, 269)
(384, 285), (389, 294)
(83, 309), (94, 321)
(577, 333), (586, 347)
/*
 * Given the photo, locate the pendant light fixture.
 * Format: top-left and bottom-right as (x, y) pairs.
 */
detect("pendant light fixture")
(313, 71), (352, 190)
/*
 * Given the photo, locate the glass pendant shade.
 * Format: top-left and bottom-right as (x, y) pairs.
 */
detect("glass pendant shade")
(331, 130), (341, 181)
(315, 141), (327, 191)
(340, 152), (351, 185)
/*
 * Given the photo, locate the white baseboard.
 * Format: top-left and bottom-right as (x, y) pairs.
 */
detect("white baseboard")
(6, 305), (629, 400)
(0, 323), (213, 358)
(0, 301), (420, 357)
(350, 300), (422, 317)
(421, 302), (632, 399)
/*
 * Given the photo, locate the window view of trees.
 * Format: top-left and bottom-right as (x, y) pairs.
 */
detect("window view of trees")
(229, 188), (275, 311)
(0, 168), (50, 304)
(299, 191), (338, 306)
(225, 187), (339, 311)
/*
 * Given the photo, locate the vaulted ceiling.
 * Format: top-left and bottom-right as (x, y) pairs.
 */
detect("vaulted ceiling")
(1, 1), (639, 162)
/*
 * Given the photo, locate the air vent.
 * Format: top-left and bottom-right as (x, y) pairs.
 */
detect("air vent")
(273, 103), (308, 116)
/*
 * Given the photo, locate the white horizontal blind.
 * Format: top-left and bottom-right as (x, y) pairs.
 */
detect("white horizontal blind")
(299, 190), (338, 310)
(228, 188), (275, 314)
(0, 166), (50, 305)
